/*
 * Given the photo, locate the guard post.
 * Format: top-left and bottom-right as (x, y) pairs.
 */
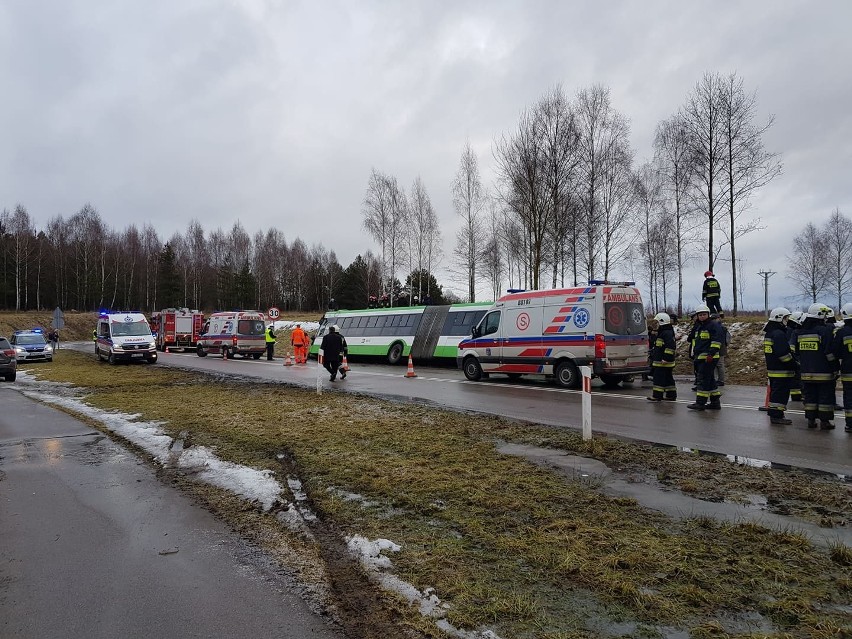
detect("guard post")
(580, 366), (592, 441)
(317, 348), (324, 395)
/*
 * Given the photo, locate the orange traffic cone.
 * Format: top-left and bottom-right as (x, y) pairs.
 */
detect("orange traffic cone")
(284, 353), (293, 366)
(758, 380), (770, 412)
(404, 354), (417, 378)
(342, 355), (350, 372)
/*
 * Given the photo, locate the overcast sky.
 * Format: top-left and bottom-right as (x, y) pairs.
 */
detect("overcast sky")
(1, 1), (850, 310)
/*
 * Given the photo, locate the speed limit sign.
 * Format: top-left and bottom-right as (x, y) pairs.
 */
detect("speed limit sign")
(267, 307), (280, 320)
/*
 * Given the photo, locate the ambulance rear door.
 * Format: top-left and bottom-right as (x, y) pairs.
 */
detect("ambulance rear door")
(600, 287), (648, 370)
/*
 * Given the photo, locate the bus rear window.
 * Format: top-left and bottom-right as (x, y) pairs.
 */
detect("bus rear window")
(604, 302), (646, 335)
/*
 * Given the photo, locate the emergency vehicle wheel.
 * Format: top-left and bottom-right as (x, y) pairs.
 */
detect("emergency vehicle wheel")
(197, 346), (207, 357)
(226, 349), (235, 359)
(108, 353), (117, 365)
(252, 353), (261, 360)
(387, 342), (404, 365)
(555, 361), (580, 389)
(462, 356), (483, 381)
(5, 372), (16, 382)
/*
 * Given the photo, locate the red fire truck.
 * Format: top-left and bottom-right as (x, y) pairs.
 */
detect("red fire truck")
(151, 308), (204, 352)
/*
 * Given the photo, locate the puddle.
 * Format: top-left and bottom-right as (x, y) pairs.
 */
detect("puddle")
(497, 443), (852, 548)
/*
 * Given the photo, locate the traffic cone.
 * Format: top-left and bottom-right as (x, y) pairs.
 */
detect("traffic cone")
(404, 354), (417, 378)
(758, 380), (770, 411)
(284, 353), (293, 366)
(342, 355), (350, 372)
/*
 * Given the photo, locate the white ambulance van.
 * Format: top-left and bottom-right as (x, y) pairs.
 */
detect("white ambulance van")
(457, 281), (648, 388)
(196, 310), (267, 359)
(95, 312), (158, 364)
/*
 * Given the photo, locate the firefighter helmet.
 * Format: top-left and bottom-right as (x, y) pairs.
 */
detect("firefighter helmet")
(788, 311), (805, 325)
(704, 270), (714, 277)
(653, 312), (671, 326)
(693, 304), (711, 316)
(807, 303), (832, 319)
(769, 307), (791, 322)
(841, 303), (852, 321)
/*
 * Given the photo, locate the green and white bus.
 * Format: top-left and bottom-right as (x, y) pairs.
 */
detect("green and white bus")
(309, 303), (491, 365)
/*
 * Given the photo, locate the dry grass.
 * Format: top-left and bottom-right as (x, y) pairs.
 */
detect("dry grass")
(23, 350), (852, 638)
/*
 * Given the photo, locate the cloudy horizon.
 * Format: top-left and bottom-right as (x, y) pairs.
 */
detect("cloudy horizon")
(1, 1), (849, 311)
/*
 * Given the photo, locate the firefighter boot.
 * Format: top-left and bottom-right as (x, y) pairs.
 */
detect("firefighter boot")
(807, 419), (817, 429)
(819, 420), (836, 430)
(845, 421), (852, 433)
(687, 400), (706, 411)
(707, 397), (722, 410)
(770, 416), (792, 425)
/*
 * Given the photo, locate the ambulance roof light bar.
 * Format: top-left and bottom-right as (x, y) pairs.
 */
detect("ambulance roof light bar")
(588, 280), (635, 286)
(506, 288), (527, 294)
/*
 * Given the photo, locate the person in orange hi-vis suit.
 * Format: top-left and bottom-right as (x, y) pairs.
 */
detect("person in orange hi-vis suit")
(291, 323), (309, 363)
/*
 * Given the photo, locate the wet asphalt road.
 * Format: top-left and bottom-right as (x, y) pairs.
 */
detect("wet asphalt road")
(139, 347), (852, 477)
(0, 386), (342, 639)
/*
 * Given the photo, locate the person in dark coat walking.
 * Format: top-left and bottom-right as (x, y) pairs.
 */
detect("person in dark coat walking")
(647, 312), (677, 402)
(320, 324), (345, 381)
(786, 311), (805, 402)
(763, 307), (796, 425)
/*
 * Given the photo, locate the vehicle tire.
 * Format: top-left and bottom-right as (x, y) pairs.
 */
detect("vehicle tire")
(462, 356), (483, 382)
(108, 353), (117, 365)
(5, 372), (15, 382)
(555, 360), (580, 389)
(226, 349), (235, 360)
(506, 373), (523, 380)
(252, 353), (261, 360)
(197, 346), (207, 357)
(387, 342), (404, 365)
(599, 374), (623, 389)
(96, 346), (104, 362)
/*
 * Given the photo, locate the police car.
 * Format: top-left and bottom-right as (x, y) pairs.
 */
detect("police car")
(10, 329), (54, 362)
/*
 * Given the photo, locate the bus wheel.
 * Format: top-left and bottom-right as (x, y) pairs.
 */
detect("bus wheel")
(387, 342), (404, 365)
(555, 361), (580, 389)
(463, 357), (483, 382)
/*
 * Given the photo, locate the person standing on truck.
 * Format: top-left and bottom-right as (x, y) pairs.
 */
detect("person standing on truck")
(702, 271), (722, 315)
(265, 324), (277, 361)
(320, 324), (345, 381)
(291, 323), (308, 364)
(687, 305), (724, 411)
(647, 312), (677, 402)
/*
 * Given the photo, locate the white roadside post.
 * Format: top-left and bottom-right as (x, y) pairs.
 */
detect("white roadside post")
(316, 349), (324, 395)
(580, 366), (592, 441)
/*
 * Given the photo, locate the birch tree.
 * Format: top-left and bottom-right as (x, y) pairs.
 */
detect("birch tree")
(453, 141), (486, 300)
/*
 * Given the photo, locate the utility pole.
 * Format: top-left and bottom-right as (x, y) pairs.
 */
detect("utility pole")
(757, 270), (776, 317)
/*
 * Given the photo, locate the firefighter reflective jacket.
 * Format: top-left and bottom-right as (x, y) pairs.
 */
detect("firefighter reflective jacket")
(763, 321), (796, 378)
(702, 277), (721, 301)
(692, 319), (723, 360)
(831, 321), (852, 381)
(793, 318), (836, 382)
(650, 325), (676, 367)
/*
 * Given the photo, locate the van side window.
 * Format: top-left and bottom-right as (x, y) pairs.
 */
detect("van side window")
(482, 311), (501, 336)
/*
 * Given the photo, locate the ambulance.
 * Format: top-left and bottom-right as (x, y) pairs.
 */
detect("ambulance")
(95, 312), (158, 364)
(196, 310), (266, 359)
(152, 308), (204, 352)
(457, 281), (649, 388)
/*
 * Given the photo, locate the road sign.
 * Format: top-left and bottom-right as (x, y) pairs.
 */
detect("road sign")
(267, 307), (280, 320)
(52, 307), (65, 330)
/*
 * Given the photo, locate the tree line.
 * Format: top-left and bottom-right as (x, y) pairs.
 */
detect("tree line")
(363, 71), (782, 316)
(0, 203), (453, 313)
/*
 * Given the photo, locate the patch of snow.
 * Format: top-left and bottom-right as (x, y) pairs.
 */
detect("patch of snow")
(273, 320), (320, 332)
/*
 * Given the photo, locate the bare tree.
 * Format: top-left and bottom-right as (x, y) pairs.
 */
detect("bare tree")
(408, 176), (441, 302)
(362, 169), (408, 304)
(481, 200), (505, 300)
(681, 72), (728, 274)
(654, 114), (698, 315)
(787, 222), (829, 303)
(823, 208), (852, 309)
(7, 204), (34, 310)
(574, 85), (634, 281)
(453, 141), (487, 300)
(719, 72), (782, 314)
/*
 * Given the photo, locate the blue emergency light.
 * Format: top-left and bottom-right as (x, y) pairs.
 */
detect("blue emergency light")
(588, 280), (635, 286)
(506, 288), (527, 294)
